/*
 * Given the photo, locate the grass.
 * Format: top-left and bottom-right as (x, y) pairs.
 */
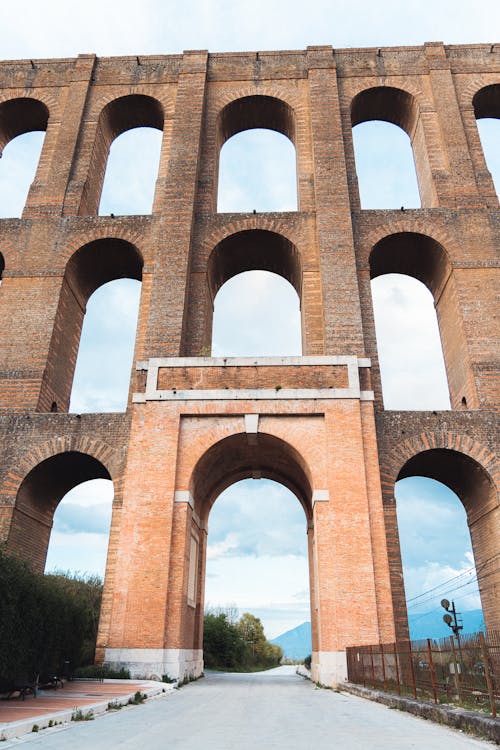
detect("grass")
(71, 708), (94, 722)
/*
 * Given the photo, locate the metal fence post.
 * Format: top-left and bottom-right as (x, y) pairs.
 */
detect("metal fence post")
(370, 644), (376, 687)
(380, 643), (387, 692)
(393, 641), (401, 696)
(407, 639), (417, 699)
(427, 638), (437, 704)
(479, 631), (497, 718)
(449, 635), (462, 702)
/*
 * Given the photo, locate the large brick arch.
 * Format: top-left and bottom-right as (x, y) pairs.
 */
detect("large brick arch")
(216, 94), (296, 148)
(349, 82), (442, 208)
(0, 96), (49, 154)
(2, 439), (119, 574)
(207, 229), (302, 300)
(366, 229), (477, 410)
(36, 236), (143, 415)
(361, 220), (461, 267)
(201, 217), (303, 263)
(380, 429), (499, 636)
(0, 435), (120, 500)
(80, 93), (166, 217)
(189, 430), (314, 521)
(380, 430), (499, 494)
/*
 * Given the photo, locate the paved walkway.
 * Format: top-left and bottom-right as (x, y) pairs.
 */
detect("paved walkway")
(0, 679), (168, 740)
(1, 667), (494, 749)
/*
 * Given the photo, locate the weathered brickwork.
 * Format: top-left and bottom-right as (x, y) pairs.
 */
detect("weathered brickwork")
(0, 42), (498, 685)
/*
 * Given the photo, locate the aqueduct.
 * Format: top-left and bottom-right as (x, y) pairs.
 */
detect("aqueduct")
(0, 42), (498, 685)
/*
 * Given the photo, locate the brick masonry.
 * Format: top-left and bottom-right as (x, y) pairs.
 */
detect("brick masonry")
(0, 43), (498, 684)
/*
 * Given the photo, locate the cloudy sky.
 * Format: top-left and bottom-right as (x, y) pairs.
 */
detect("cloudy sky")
(1, 0), (498, 640)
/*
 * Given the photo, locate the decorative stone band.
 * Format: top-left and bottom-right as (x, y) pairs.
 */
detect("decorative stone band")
(312, 489), (330, 505)
(133, 356), (373, 403)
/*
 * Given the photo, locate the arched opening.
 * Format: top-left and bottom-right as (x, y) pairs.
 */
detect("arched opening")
(69, 278), (141, 413)
(473, 84), (500, 200)
(396, 476), (484, 638)
(38, 238), (143, 414)
(44, 478), (113, 577)
(184, 432), (313, 672)
(351, 87), (436, 207)
(98, 127), (163, 215)
(370, 232), (475, 410)
(205, 478), (310, 656)
(218, 130), (297, 212)
(212, 271), (302, 357)
(206, 229), (302, 356)
(371, 274), (449, 409)
(0, 97), (48, 217)
(7, 452), (112, 574)
(395, 449), (498, 636)
(81, 95), (164, 216)
(352, 122), (420, 208)
(0, 252), (4, 281)
(216, 95), (297, 212)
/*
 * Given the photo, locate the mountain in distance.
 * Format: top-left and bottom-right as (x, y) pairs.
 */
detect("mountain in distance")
(271, 610), (485, 661)
(271, 622), (311, 660)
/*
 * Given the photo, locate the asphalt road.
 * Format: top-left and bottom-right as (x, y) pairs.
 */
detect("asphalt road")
(4, 666), (493, 749)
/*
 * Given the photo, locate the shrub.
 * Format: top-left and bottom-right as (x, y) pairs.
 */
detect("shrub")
(0, 549), (102, 681)
(73, 665), (131, 679)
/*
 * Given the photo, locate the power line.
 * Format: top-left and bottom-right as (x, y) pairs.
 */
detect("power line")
(405, 552), (499, 609)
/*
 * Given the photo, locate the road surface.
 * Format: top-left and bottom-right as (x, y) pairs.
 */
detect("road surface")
(3, 666), (493, 749)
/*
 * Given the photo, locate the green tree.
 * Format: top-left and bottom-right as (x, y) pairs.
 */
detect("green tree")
(237, 613), (282, 667)
(203, 612), (246, 669)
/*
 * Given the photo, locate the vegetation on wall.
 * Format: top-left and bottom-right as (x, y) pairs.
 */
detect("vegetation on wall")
(0, 549), (102, 680)
(203, 609), (282, 671)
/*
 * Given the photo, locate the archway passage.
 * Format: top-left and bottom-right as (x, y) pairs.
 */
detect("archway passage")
(69, 278), (141, 413)
(7, 451), (112, 574)
(396, 449), (499, 635)
(473, 84), (500, 201)
(39, 238), (143, 413)
(82, 94), (164, 216)
(351, 86), (436, 206)
(198, 228), (303, 356)
(205, 478), (310, 657)
(211, 270), (302, 357)
(396, 476), (483, 638)
(369, 232), (476, 410)
(371, 274), (450, 410)
(44, 478), (114, 576)
(177, 432), (314, 675)
(0, 98), (48, 217)
(352, 121), (420, 209)
(217, 129), (297, 213)
(0, 97), (48, 154)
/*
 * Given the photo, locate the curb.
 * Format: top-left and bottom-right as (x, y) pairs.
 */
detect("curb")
(341, 682), (499, 744)
(0, 680), (175, 742)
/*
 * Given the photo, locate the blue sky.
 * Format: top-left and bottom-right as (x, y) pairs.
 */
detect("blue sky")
(1, 0), (498, 638)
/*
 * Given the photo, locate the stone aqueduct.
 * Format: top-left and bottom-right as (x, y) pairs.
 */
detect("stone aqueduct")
(0, 43), (498, 685)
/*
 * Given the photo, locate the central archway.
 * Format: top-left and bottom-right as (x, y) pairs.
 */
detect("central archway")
(166, 431), (315, 680)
